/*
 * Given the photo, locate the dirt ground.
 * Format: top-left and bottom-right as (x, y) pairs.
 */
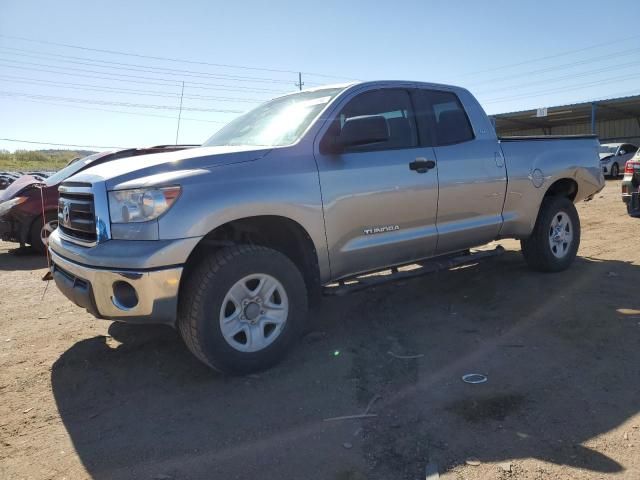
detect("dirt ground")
(1, 179), (639, 480)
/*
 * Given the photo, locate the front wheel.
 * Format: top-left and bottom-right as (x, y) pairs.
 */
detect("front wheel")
(178, 244), (308, 374)
(611, 163), (619, 178)
(30, 212), (58, 254)
(521, 196), (581, 272)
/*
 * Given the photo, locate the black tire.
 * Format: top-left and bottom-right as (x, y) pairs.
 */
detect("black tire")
(178, 244), (308, 374)
(611, 163), (619, 178)
(520, 196), (581, 272)
(29, 212), (58, 254)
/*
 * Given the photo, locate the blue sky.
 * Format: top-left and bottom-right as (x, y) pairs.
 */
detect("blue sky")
(1, 0), (639, 151)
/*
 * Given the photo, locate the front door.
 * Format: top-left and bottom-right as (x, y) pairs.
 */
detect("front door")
(314, 88), (439, 280)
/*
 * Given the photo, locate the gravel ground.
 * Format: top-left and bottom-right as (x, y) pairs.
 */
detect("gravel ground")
(1, 179), (639, 480)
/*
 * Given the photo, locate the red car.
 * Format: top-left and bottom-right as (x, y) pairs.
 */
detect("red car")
(0, 145), (196, 253)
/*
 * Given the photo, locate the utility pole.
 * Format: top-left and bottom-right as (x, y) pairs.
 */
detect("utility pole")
(175, 81), (185, 145)
(296, 72), (304, 91)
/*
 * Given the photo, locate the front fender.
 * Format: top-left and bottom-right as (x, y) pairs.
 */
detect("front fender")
(157, 152), (330, 281)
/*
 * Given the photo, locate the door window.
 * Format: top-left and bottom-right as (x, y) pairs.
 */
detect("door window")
(622, 144), (637, 154)
(321, 89), (418, 153)
(412, 89), (474, 146)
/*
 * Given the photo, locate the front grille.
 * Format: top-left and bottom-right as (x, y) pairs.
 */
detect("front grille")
(58, 188), (97, 245)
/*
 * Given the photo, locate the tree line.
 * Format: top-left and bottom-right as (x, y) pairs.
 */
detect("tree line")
(0, 149), (96, 171)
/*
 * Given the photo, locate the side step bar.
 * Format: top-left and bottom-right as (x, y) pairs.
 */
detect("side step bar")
(323, 245), (505, 296)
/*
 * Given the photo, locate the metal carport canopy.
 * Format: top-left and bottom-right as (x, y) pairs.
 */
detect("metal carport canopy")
(491, 94), (640, 134)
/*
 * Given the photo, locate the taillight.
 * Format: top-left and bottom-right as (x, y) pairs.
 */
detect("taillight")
(626, 161), (639, 174)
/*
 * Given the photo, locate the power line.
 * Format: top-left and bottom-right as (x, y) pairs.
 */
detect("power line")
(456, 33), (640, 79)
(474, 61), (640, 95)
(0, 74), (264, 103)
(0, 47), (300, 85)
(0, 90), (244, 113)
(465, 47), (640, 88)
(0, 58), (289, 93)
(482, 72), (640, 104)
(0, 137), (124, 149)
(0, 62), (284, 94)
(0, 34), (357, 81)
(0, 95), (227, 123)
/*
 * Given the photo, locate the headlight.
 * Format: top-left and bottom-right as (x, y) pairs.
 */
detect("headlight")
(0, 196), (27, 216)
(108, 186), (181, 223)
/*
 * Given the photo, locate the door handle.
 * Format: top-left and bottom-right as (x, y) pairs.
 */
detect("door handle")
(409, 158), (436, 173)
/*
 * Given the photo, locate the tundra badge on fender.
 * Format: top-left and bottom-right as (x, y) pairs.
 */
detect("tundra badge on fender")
(364, 225), (400, 235)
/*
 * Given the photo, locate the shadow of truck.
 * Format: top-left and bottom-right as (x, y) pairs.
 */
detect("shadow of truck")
(51, 252), (640, 479)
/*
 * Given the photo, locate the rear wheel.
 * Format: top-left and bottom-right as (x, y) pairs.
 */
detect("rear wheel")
(521, 196), (580, 272)
(30, 212), (58, 254)
(178, 244), (308, 374)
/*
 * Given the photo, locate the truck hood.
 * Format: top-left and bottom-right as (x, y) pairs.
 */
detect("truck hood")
(0, 175), (43, 202)
(66, 145), (273, 190)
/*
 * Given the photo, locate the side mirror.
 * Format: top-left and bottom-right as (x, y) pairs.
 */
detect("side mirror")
(335, 115), (389, 151)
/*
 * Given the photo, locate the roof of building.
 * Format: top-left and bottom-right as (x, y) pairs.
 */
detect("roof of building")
(492, 94), (640, 132)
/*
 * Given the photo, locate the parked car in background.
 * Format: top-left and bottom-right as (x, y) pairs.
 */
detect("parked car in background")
(0, 171), (52, 190)
(0, 145), (197, 253)
(621, 150), (640, 216)
(599, 142), (638, 178)
(48, 81), (604, 374)
(0, 172), (21, 190)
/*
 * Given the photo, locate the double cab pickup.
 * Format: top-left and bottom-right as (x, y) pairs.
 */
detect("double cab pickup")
(48, 81), (605, 373)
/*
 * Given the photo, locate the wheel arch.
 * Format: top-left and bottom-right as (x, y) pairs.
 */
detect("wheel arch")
(543, 177), (579, 202)
(180, 215), (322, 307)
(25, 208), (58, 244)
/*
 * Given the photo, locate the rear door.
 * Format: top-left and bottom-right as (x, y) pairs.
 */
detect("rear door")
(314, 87), (439, 280)
(412, 88), (507, 254)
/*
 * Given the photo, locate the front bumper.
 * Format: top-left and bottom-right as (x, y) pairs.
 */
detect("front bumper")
(50, 248), (183, 325)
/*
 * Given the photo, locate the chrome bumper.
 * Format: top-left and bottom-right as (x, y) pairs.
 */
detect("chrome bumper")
(49, 248), (182, 325)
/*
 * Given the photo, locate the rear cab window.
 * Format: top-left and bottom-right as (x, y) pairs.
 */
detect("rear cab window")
(412, 89), (475, 147)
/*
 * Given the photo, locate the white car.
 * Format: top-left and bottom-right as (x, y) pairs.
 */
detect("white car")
(599, 142), (638, 178)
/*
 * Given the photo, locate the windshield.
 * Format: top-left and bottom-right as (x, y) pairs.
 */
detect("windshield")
(203, 87), (345, 147)
(44, 152), (112, 186)
(599, 145), (619, 154)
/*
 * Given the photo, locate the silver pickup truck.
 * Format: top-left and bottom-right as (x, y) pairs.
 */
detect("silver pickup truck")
(49, 81), (604, 373)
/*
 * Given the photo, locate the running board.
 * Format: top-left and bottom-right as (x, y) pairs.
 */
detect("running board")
(323, 245), (505, 296)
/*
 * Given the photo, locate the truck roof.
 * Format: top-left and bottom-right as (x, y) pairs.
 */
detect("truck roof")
(279, 80), (469, 99)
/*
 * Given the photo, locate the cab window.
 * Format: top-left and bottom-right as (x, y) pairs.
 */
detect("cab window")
(322, 89), (418, 153)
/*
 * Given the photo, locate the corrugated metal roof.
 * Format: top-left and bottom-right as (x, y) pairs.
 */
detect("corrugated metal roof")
(492, 94), (640, 132)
